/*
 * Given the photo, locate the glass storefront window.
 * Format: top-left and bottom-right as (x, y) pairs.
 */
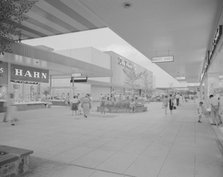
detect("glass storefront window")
(12, 82), (50, 103)
(0, 86), (7, 100)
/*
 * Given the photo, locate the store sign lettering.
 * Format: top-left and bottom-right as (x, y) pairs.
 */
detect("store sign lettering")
(0, 67), (4, 73)
(11, 64), (49, 83)
(118, 57), (134, 69)
(14, 69), (47, 79)
(0, 62), (8, 84)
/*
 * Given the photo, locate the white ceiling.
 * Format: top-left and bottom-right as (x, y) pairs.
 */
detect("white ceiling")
(77, 0), (222, 82)
(20, 0), (223, 83)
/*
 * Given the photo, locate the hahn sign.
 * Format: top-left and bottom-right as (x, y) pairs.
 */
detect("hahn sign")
(11, 64), (49, 83)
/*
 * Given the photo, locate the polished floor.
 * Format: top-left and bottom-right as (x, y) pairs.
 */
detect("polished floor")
(0, 102), (223, 177)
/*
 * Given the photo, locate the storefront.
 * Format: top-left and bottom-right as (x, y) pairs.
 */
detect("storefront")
(53, 47), (154, 101)
(4, 45), (153, 105)
(0, 62), (8, 112)
(200, 24), (223, 102)
(107, 51), (153, 97)
(0, 43), (112, 110)
(0, 61), (50, 111)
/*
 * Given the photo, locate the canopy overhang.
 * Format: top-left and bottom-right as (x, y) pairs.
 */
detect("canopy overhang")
(5, 43), (112, 77)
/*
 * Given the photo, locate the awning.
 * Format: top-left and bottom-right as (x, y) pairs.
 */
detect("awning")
(6, 43), (112, 77)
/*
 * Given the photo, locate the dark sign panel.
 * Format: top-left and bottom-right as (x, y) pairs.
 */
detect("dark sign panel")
(11, 64), (49, 83)
(70, 77), (88, 83)
(0, 61), (8, 85)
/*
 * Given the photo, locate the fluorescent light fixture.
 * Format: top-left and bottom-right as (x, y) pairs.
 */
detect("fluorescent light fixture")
(176, 76), (186, 80)
(151, 55), (174, 63)
(72, 73), (82, 77)
(219, 75), (223, 79)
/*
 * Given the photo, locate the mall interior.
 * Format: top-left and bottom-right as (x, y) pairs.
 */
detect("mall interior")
(0, 0), (223, 177)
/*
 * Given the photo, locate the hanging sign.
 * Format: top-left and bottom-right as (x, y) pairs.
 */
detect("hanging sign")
(70, 77), (88, 83)
(0, 61), (8, 85)
(11, 64), (49, 83)
(151, 56), (174, 63)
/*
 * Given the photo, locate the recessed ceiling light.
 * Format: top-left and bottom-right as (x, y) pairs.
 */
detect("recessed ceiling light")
(123, 2), (132, 8)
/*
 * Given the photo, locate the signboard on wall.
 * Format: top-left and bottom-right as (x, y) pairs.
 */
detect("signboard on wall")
(118, 57), (134, 69)
(0, 61), (8, 85)
(11, 64), (49, 83)
(151, 56), (174, 63)
(70, 77), (88, 83)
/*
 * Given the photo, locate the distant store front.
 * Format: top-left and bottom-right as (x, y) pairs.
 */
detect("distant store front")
(1, 44), (111, 106)
(0, 61), (49, 103)
(53, 48), (153, 101)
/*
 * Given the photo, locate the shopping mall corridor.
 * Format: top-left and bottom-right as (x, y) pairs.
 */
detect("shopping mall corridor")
(0, 102), (223, 177)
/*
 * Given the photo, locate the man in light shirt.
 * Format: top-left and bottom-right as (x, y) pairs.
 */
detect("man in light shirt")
(209, 94), (222, 126)
(176, 93), (180, 106)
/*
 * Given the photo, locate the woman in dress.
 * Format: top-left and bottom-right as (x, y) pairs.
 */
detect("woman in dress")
(81, 94), (91, 118)
(100, 96), (106, 114)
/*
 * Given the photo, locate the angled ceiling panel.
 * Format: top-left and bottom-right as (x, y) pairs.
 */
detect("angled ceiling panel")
(33, 2), (82, 31)
(20, 0), (107, 40)
(26, 11), (69, 33)
(22, 21), (54, 36)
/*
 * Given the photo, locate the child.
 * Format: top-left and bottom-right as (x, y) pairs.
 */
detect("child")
(197, 101), (205, 123)
(129, 98), (136, 113)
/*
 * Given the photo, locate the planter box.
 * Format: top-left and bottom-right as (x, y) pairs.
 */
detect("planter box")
(0, 145), (33, 177)
(51, 100), (67, 106)
(97, 105), (147, 113)
(0, 153), (18, 177)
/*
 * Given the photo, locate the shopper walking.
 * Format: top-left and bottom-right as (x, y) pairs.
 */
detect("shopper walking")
(209, 94), (221, 126)
(176, 93), (180, 106)
(3, 92), (18, 125)
(100, 95), (106, 114)
(197, 101), (206, 123)
(169, 94), (174, 115)
(81, 94), (91, 118)
(71, 95), (80, 116)
(129, 98), (136, 113)
(163, 95), (169, 115)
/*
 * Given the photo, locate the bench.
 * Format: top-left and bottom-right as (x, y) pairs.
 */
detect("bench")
(0, 145), (33, 177)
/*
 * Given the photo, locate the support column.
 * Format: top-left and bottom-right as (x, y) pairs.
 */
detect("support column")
(49, 75), (52, 98)
(204, 76), (209, 106)
(7, 63), (12, 93)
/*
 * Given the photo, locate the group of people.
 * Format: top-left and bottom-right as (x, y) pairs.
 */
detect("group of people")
(197, 93), (223, 126)
(99, 93), (144, 114)
(162, 93), (182, 115)
(70, 93), (91, 118)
